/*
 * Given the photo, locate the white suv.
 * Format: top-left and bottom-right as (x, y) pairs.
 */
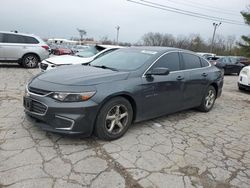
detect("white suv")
(0, 31), (49, 68)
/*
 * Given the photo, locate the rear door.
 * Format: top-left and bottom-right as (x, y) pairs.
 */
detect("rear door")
(2, 33), (26, 60)
(181, 53), (209, 108)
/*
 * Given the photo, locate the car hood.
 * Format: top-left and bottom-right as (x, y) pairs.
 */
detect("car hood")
(36, 65), (130, 86)
(45, 55), (93, 65)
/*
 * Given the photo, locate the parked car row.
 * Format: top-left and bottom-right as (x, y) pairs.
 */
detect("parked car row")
(24, 47), (224, 140)
(203, 55), (249, 75)
(40, 45), (123, 71)
(198, 53), (250, 91)
(48, 44), (97, 56)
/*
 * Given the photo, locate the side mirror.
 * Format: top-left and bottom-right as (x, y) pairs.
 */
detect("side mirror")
(146, 67), (170, 76)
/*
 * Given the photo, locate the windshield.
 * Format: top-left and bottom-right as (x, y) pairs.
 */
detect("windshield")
(90, 50), (155, 71)
(75, 46), (101, 58)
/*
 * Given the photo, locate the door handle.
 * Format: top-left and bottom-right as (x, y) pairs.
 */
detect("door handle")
(176, 76), (184, 80)
(202, 73), (208, 77)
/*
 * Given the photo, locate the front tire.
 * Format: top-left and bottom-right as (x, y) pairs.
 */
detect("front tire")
(22, 54), (39, 68)
(198, 86), (216, 112)
(94, 97), (133, 140)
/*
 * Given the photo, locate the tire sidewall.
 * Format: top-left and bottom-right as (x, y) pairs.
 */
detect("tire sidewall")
(95, 97), (133, 140)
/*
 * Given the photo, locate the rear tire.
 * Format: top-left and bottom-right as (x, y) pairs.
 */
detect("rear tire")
(198, 86), (216, 112)
(94, 97), (133, 140)
(22, 54), (39, 68)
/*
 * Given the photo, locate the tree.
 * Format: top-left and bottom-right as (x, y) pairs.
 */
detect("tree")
(77, 28), (87, 45)
(239, 7), (250, 56)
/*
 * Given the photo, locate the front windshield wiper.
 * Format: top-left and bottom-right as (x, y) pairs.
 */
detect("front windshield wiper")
(91, 65), (118, 71)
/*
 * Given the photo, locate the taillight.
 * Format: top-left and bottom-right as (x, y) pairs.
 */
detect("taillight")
(42, 45), (49, 51)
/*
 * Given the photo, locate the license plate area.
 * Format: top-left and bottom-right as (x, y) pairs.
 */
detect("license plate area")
(240, 76), (243, 81)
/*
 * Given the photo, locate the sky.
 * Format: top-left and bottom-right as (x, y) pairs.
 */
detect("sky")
(0, 0), (249, 43)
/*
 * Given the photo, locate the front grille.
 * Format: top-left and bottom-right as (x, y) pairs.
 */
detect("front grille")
(40, 63), (48, 70)
(28, 86), (51, 95)
(31, 100), (47, 114)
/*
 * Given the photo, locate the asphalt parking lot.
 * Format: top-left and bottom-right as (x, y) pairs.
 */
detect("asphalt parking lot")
(0, 64), (250, 188)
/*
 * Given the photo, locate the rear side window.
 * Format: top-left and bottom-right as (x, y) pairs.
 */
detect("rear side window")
(182, 53), (202, 69)
(152, 52), (180, 72)
(200, 58), (209, 67)
(2, 33), (39, 44)
(24, 36), (39, 44)
(3, 33), (26, 43)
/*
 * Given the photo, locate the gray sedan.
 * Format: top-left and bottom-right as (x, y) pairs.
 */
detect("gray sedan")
(23, 47), (223, 140)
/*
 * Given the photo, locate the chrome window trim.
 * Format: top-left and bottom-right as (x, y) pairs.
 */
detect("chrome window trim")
(24, 98), (48, 116)
(142, 51), (211, 77)
(55, 115), (75, 130)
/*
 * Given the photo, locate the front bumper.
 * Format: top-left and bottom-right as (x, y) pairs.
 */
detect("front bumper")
(23, 93), (99, 136)
(238, 83), (250, 90)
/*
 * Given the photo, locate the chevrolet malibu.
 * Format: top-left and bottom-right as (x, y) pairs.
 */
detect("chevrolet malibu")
(24, 47), (223, 140)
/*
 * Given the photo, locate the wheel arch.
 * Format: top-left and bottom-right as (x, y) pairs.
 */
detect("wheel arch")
(22, 52), (41, 62)
(96, 92), (137, 123)
(210, 82), (218, 97)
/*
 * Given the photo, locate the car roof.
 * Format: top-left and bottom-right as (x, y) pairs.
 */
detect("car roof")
(0, 31), (38, 37)
(128, 46), (194, 54)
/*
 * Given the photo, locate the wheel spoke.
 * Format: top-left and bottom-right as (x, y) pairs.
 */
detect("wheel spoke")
(205, 99), (210, 107)
(119, 112), (128, 120)
(115, 105), (120, 115)
(106, 114), (116, 120)
(210, 93), (215, 100)
(117, 121), (123, 128)
(107, 120), (116, 132)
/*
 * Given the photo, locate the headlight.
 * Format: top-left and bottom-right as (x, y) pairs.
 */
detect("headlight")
(50, 91), (96, 102)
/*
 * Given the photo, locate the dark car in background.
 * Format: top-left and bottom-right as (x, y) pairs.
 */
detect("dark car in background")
(234, 56), (250, 66)
(214, 56), (244, 75)
(23, 47), (223, 140)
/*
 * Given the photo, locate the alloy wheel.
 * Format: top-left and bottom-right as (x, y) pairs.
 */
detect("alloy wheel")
(205, 89), (215, 109)
(24, 55), (38, 68)
(105, 105), (129, 135)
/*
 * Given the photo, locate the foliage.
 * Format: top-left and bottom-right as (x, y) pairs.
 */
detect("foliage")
(239, 7), (250, 57)
(140, 32), (239, 56)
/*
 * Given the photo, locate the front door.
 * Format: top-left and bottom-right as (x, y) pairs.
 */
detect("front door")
(141, 52), (185, 119)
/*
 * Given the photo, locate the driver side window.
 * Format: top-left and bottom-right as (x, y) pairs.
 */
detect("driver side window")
(151, 52), (180, 72)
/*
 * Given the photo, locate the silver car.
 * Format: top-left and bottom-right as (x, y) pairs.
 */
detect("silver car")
(0, 31), (49, 68)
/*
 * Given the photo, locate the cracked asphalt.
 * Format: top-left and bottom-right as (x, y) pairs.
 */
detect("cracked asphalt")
(0, 64), (250, 188)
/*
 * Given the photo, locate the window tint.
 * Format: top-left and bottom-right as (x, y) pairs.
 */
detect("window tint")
(0, 33), (3, 42)
(152, 52), (180, 72)
(3, 33), (26, 43)
(200, 58), (209, 67)
(182, 53), (202, 69)
(24, 36), (39, 44)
